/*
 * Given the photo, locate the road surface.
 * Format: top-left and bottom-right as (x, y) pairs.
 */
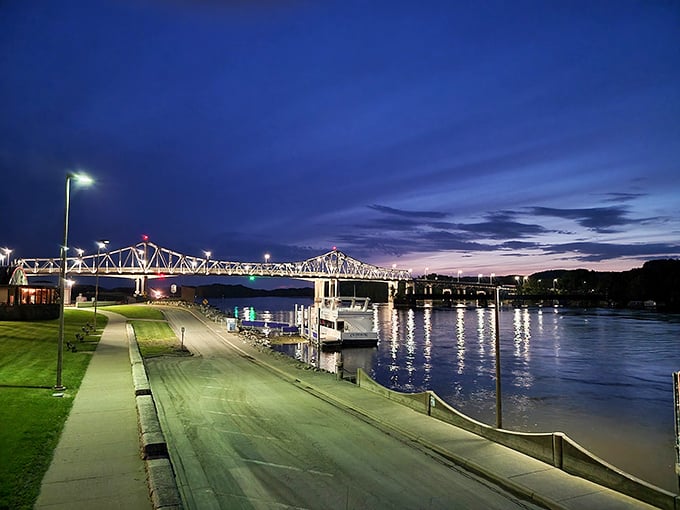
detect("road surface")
(147, 307), (543, 510)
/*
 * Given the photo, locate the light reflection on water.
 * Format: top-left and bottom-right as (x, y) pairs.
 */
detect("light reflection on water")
(215, 298), (680, 492)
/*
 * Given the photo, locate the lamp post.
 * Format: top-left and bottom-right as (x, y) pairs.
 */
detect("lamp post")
(93, 239), (109, 331)
(55, 172), (93, 393)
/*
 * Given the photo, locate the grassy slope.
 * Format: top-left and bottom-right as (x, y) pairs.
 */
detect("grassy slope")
(102, 304), (182, 356)
(100, 304), (165, 320)
(0, 310), (107, 510)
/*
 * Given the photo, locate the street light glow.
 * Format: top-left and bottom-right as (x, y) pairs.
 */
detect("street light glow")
(69, 172), (93, 185)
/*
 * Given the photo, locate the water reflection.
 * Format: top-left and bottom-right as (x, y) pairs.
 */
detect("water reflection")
(455, 307), (465, 375)
(280, 341), (377, 378)
(405, 309), (416, 385)
(423, 307), (432, 387)
(511, 308), (533, 390)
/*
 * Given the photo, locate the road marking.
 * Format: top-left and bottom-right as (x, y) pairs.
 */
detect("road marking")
(210, 427), (293, 442)
(241, 458), (334, 477)
(200, 395), (246, 402)
(207, 410), (273, 420)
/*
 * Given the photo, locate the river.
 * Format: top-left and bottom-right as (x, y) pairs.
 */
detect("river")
(210, 296), (680, 493)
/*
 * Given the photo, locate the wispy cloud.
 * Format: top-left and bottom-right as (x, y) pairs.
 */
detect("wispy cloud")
(600, 192), (646, 203)
(367, 204), (447, 219)
(453, 212), (552, 240)
(526, 206), (637, 233)
(541, 241), (680, 262)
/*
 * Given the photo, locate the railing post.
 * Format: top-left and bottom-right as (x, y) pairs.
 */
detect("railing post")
(553, 433), (564, 469)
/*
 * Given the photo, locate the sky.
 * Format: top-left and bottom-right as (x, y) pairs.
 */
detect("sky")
(1, 0), (679, 288)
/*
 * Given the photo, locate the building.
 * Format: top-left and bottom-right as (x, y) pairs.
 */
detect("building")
(0, 266), (60, 320)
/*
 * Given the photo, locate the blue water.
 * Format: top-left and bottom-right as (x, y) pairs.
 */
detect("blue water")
(212, 298), (680, 492)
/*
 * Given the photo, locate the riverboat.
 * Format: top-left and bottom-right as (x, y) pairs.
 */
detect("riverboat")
(316, 296), (378, 348)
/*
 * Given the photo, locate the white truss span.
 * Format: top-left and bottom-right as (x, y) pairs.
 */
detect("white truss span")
(16, 241), (412, 282)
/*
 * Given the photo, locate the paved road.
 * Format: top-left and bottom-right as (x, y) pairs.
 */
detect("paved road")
(147, 307), (544, 510)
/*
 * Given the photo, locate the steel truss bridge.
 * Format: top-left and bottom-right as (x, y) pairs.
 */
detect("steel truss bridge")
(17, 241), (413, 283)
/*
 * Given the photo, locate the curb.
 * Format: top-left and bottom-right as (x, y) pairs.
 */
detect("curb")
(126, 324), (183, 510)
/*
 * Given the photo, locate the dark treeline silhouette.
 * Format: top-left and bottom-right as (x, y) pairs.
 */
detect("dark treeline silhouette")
(400, 259), (680, 312)
(194, 284), (314, 299)
(510, 259), (680, 311)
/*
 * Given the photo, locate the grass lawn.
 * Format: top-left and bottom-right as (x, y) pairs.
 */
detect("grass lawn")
(0, 309), (107, 510)
(100, 303), (183, 356)
(100, 304), (165, 320)
(130, 320), (183, 357)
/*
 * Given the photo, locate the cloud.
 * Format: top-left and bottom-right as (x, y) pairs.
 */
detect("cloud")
(600, 192), (646, 203)
(453, 212), (552, 240)
(526, 206), (637, 233)
(540, 241), (680, 262)
(368, 204), (447, 219)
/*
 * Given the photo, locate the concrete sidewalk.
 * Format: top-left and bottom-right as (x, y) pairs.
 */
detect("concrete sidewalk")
(34, 311), (151, 510)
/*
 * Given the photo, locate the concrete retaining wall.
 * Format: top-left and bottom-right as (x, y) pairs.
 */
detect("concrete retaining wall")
(357, 368), (678, 510)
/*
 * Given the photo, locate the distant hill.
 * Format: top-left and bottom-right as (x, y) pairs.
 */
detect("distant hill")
(525, 259), (680, 311)
(193, 283), (314, 299)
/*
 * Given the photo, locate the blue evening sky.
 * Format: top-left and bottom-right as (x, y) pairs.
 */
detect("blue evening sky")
(1, 1), (678, 286)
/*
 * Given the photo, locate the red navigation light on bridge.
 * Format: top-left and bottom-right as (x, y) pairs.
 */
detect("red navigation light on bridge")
(141, 234), (149, 241)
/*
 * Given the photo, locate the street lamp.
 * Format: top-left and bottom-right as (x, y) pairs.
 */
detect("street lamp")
(457, 270), (462, 282)
(1, 248), (12, 266)
(93, 239), (109, 331)
(55, 171), (93, 393)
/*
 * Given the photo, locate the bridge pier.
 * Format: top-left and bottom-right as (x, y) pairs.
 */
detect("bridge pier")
(387, 281), (398, 305)
(314, 279), (339, 304)
(134, 276), (147, 297)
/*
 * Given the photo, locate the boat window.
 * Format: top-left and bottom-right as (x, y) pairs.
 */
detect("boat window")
(337, 320), (344, 331)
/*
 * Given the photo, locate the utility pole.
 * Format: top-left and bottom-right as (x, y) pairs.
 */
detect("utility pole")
(494, 286), (503, 429)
